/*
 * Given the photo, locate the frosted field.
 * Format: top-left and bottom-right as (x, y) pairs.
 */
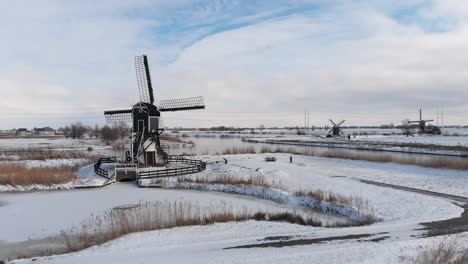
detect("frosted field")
(247, 133), (468, 147)
(2, 153), (468, 263)
(352, 134), (468, 147)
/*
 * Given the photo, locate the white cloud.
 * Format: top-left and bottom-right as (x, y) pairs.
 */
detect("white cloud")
(0, 0), (467, 128)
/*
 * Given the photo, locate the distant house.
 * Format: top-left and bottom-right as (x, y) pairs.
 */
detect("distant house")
(0, 130), (16, 136)
(16, 128), (33, 136)
(34, 127), (55, 136)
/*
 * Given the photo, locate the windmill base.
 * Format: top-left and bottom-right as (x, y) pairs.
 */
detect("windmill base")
(95, 156), (207, 183)
(115, 168), (138, 182)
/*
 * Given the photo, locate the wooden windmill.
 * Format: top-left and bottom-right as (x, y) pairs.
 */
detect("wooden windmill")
(104, 55), (205, 166)
(328, 119), (345, 137)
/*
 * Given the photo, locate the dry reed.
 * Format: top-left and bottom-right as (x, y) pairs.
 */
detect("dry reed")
(0, 164), (77, 186)
(0, 150), (99, 161)
(413, 236), (468, 264)
(58, 200), (346, 256)
(222, 146), (256, 155)
(178, 174), (271, 188)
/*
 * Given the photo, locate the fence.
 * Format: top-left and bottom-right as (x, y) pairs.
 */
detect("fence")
(137, 156), (206, 179)
(94, 157), (117, 179)
(94, 156), (206, 180)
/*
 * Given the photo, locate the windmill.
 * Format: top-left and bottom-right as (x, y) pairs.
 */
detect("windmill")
(104, 55), (205, 166)
(408, 109), (441, 135)
(328, 119), (345, 137)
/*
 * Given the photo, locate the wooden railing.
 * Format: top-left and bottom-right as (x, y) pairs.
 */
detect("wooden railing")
(137, 156), (206, 179)
(94, 157), (117, 179)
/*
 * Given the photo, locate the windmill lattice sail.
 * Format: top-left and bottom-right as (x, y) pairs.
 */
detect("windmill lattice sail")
(159, 96), (205, 112)
(135, 55), (154, 104)
(104, 109), (133, 123)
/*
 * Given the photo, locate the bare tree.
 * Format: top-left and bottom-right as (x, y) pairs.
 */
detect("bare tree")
(91, 124), (101, 139)
(401, 119), (414, 137)
(114, 121), (130, 140)
(63, 126), (72, 139)
(101, 125), (118, 141)
(70, 122), (87, 139)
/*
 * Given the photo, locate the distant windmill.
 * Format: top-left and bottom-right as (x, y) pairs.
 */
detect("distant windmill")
(328, 119), (345, 137)
(408, 109), (441, 135)
(104, 55), (205, 166)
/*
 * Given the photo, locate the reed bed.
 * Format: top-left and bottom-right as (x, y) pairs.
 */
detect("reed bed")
(0, 164), (76, 186)
(174, 174), (377, 225)
(178, 174), (271, 188)
(0, 150), (98, 161)
(222, 146), (256, 155)
(59, 200), (340, 255)
(413, 236), (468, 264)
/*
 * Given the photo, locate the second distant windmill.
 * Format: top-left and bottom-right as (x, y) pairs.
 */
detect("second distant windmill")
(328, 119), (345, 137)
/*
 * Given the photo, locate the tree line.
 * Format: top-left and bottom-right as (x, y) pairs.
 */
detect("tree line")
(59, 121), (130, 141)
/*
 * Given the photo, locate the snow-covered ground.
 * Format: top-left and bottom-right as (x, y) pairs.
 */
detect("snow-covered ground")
(1, 153), (467, 263)
(352, 134), (468, 147)
(10, 222), (467, 264)
(247, 134), (468, 148)
(227, 154), (468, 199)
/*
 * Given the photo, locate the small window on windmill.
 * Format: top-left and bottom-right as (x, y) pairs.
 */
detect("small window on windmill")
(148, 117), (159, 133)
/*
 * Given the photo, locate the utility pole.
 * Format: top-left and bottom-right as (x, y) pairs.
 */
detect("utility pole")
(307, 108), (310, 130)
(442, 111), (444, 128)
(304, 106), (306, 129)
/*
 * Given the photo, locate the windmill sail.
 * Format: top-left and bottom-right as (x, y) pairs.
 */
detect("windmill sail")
(104, 109), (132, 123)
(135, 55), (155, 104)
(159, 96), (205, 112)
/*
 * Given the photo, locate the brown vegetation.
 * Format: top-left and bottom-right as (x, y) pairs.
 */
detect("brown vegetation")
(178, 174), (271, 188)
(160, 136), (184, 143)
(0, 150), (99, 161)
(294, 189), (377, 225)
(414, 236), (468, 264)
(175, 174), (377, 225)
(0, 136), (59, 139)
(0, 165), (77, 186)
(58, 200), (348, 256)
(222, 146), (256, 155)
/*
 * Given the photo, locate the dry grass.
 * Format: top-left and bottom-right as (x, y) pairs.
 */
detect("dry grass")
(0, 136), (58, 139)
(0, 150), (98, 161)
(174, 174), (377, 225)
(414, 236), (468, 264)
(0, 164), (77, 186)
(222, 146), (256, 155)
(178, 174), (271, 188)
(294, 189), (377, 225)
(160, 136), (184, 143)
(57, 200), (337, 256)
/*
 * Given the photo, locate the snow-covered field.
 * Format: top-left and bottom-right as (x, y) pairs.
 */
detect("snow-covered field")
(352, 134), (468, 147)
(1, 153), (468, 263)
(247, 133), (468, 148)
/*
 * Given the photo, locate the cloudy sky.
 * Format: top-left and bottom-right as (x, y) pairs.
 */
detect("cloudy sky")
(1, 0), (467, 129)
